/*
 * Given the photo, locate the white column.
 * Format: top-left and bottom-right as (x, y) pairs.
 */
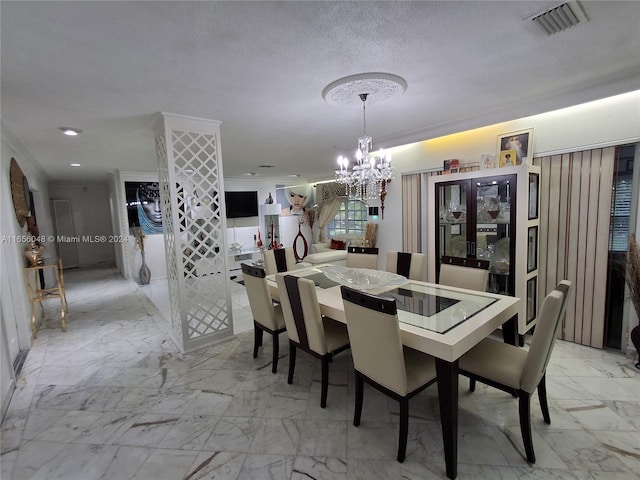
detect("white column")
(155, 113), (232, 352)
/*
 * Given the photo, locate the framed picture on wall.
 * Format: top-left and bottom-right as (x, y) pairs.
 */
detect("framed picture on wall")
(125, 181), (163, 234)
(527, 226), (538, 273)
(496, 128), (533, 166)
(526, 277), (537, 324)
(528, 173), (539, 219)
(276, 183), (314, 217)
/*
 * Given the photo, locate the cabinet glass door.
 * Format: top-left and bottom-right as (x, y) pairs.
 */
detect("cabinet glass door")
(475, 176), (515, 294)
(436, 182), (469, 260)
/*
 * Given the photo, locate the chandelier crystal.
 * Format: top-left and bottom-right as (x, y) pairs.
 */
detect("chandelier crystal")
(335, 93), (395, 204)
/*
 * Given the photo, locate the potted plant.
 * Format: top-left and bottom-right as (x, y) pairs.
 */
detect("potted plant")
(624, 235), (640, 368)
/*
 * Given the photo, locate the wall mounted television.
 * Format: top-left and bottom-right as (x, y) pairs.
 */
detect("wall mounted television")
(224, 190), (259, 218)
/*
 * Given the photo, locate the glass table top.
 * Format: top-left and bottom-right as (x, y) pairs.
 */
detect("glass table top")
(271, 266), (502, 335)
(383, 283), (499, 334)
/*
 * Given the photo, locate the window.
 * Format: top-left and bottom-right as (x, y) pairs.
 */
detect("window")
(327, 199), (368, 237)
(609, 145), (635, 252)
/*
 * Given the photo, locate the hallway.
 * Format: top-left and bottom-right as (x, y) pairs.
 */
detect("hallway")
(1, 267), (638, 479)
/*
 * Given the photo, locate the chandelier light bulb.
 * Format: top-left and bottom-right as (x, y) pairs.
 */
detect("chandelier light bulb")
(333, 91), (396, 205)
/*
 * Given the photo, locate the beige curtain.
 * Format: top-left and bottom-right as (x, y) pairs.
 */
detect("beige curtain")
(402, 174), (421, 252)
(535, 147), (615, 348)
(314, 182), (347, 242)
(316, 198), (344, 242)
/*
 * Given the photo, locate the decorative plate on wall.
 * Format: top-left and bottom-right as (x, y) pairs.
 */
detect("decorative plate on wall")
(10, 157), (30, 227)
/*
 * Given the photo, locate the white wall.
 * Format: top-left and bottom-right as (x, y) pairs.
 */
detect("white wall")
(1, 123), (55, 411)
(224, 177), (303, 250)
(48, 182), (117, 268)
(377, 91), (640, 257)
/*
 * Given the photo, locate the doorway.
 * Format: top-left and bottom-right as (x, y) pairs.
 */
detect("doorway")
(51, 198), (79, 269)
(605, 144), (637, 349)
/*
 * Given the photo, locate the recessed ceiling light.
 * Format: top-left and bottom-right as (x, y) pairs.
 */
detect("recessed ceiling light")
(70, 163), (81, 167)
(243, 172), (257, 176)
(287, 174), (301, 178)
(60, 127), (82, 136)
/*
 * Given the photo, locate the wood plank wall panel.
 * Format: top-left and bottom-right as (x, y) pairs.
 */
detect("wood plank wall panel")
(566, 153), (584, 342)
(583, 151), (599, 346)
(535, 147), (615, 348)
(546, 155), (562, 290)
(592, 148), (615, 348)
(559, 154), (575, 340)
(538, 155), (551, 311)
(402, 174), (421, 252)
(576, 151), (593, 343)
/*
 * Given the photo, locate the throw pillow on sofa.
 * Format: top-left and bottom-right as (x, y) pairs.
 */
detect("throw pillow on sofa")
(330, 239), (346, 250)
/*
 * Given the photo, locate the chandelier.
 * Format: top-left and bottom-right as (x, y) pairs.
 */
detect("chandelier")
(335, 93), (395, 204)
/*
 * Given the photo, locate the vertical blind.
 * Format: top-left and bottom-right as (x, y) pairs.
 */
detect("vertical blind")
(535, 147), (615, 348)
(610, 176), (633, 252)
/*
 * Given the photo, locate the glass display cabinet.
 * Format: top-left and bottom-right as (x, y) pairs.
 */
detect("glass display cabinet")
(427, 164), (541, 340)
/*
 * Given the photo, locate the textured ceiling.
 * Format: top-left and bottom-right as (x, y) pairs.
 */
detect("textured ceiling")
(2, 1), (639, 183)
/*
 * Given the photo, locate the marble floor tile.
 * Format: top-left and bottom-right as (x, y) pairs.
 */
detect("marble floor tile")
(2, 267), (638, 480)
(236, 453), (295, 480)
(154, 413), (220, 450)
(202, 416), (264, 453)
(184, 451), (247, 480)
(291, 456), (347, 480)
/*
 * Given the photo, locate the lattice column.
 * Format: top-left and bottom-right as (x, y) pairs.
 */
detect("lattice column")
(155, 113), (232, 352)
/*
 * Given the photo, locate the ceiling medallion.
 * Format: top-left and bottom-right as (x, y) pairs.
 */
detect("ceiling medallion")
(322, 72), (407, 107)
(325, 73), (405, 216)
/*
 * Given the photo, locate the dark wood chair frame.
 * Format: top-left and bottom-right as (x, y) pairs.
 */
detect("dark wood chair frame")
(460, 369), (549, 463)
(342, 286), (437, 462)
(354, 368), (436, 462)
(242, 263), (287, 374)
(283, 274), (350, 408)
(459, 282), (571, 464)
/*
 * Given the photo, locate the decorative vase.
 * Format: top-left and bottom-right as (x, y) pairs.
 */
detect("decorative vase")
(24, 242), (45, 266)
(266, 192), (274, 204)
(139, 251), (151, 285)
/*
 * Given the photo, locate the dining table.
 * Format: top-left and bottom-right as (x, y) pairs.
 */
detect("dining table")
(267, 264), (520, 480)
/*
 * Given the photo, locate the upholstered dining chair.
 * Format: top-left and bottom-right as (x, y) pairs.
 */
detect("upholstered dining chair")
(341, 285), (437, 462)
(438, 255), (489, 292)
(346, 246), (379, 269)
(241, 263), (287, 373)
(459, 280), (572, 463)
(263, 247), (297, 275)
(385, 251), (427, 281)
(275, 273), (350, 408)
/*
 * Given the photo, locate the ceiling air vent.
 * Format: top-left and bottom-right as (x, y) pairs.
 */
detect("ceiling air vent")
(529, 2), (588, 35)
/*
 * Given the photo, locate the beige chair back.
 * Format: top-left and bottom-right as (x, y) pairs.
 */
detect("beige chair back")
(386, 251), (426, 281)
(341, 286), (409, 396)
(242, 264), (280, 331)
(521, 280), (572, 393)
(346, 246), (379, 269)
(438, 257), (489, 292)
(275, 273), (328, 354)
(264, 247), (297, 275)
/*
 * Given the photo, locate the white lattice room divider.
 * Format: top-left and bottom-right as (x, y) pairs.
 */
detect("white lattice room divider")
(156, 113), (232, 352)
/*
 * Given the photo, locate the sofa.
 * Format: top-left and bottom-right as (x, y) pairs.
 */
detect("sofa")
(303, 234), (366, 266)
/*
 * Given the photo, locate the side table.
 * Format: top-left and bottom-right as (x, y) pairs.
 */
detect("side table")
(23, 257), (68, 337)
